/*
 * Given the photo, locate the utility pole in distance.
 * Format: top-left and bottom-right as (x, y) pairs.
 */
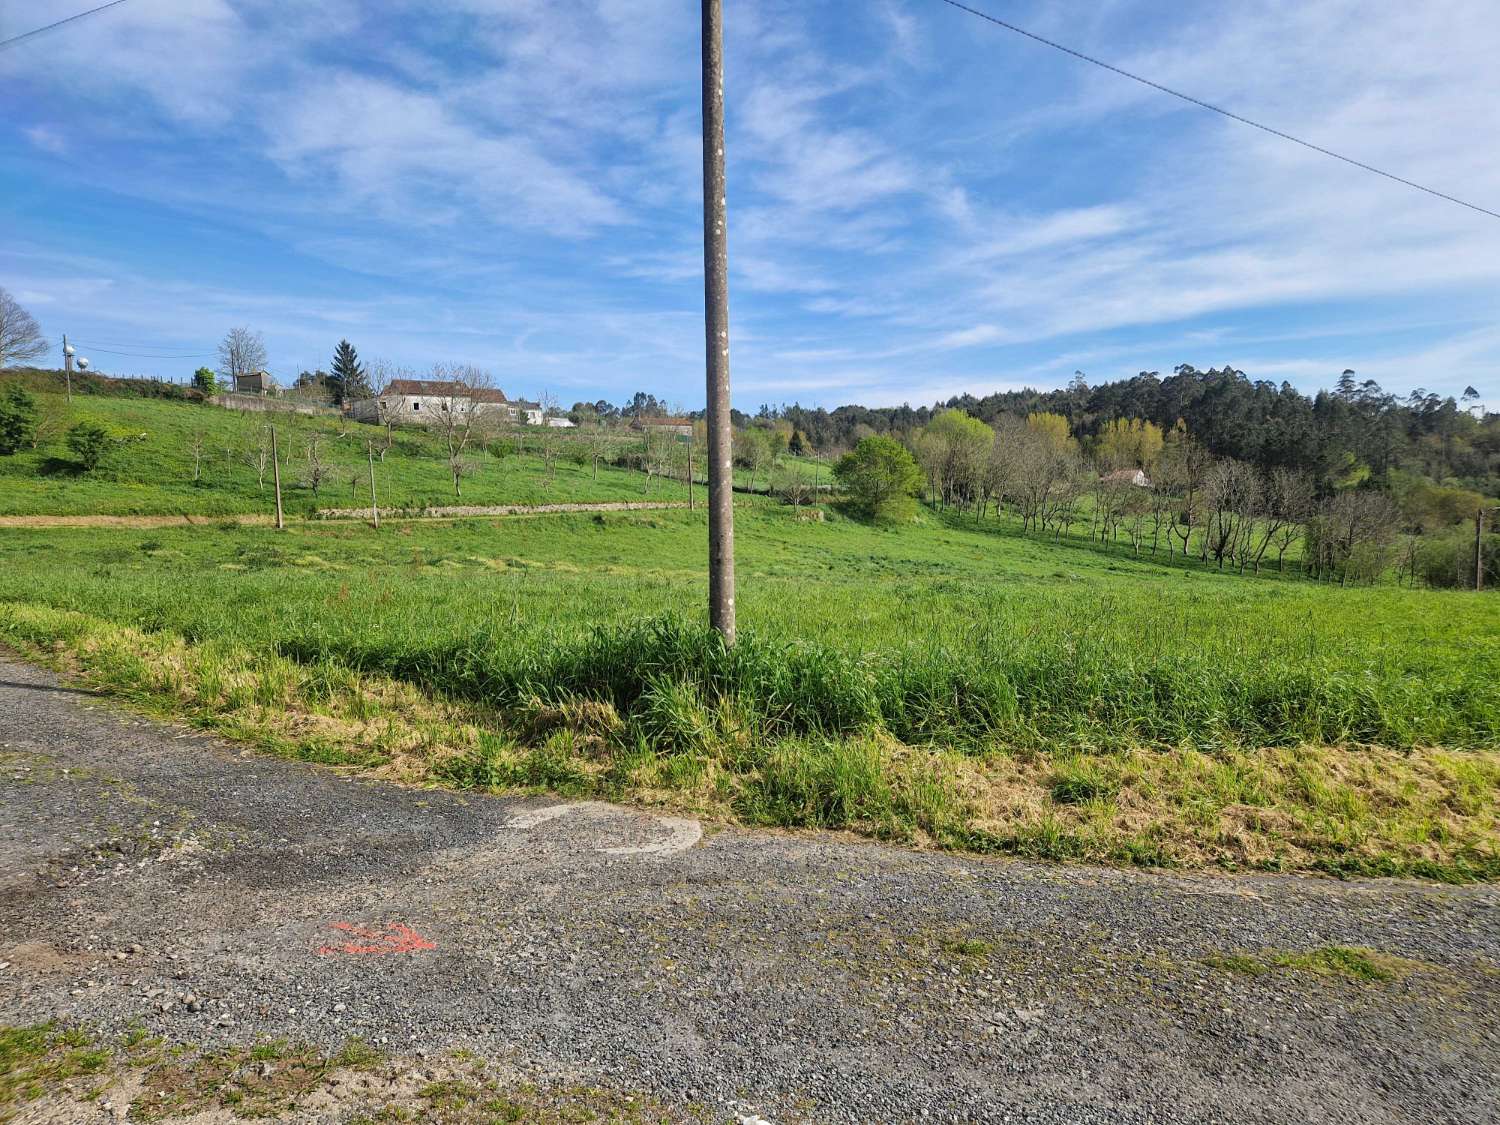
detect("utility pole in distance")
(701, 0), (735, 645)
(367, 442), (380, 529)
(271, 425), (284, 531)
(62, 335), (74, 404)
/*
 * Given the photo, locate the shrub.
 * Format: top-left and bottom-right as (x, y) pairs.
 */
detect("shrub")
(66, 420), (112, 472)
(0, 383), (39, 454)
(834, 435), (922, 523)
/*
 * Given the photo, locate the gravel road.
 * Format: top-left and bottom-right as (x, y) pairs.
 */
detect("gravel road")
(1, 654), (1497, 1124)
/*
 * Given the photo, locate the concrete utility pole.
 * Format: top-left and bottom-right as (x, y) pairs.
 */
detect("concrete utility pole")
(701, 0), (735, 644)
(61, 335), (73, 404)
(271, 425), (284, 531)
(367, 443), (380, 529)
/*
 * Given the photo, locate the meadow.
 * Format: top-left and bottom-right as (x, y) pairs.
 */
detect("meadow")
(2, 500), (1497, 881)
(0, 392), (713, 516)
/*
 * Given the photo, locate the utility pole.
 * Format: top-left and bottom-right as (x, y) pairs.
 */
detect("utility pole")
(701, 0), (735, 644)
(61, 334), (73, 404)
(271, 425), (284, 530)
(367, 442), (380, 529)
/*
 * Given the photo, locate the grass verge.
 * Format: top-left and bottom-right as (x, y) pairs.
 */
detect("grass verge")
(0, 1024), (701, 1123)
(3, 601), (1498, 881)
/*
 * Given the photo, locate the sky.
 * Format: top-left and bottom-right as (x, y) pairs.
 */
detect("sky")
(2, 0), (1498, 410)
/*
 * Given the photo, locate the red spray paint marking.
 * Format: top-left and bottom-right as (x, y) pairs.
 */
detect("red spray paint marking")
(316, 921), (436, 956)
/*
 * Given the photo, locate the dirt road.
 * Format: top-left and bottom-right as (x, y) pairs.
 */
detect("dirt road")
(0, 501), (692, 529)
(1, 654), (1497, 1123)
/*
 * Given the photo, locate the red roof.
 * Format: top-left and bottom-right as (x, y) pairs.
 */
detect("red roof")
(384, 379), (507, 403)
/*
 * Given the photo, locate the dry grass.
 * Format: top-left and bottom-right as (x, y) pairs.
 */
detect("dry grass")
(2, 600), (1498, 882)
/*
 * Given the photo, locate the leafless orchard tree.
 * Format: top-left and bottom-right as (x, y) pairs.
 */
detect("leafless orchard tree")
(1304, 491), (1401, 584)
(0, 288), (47, 370)
(1201, 459), (1258, 569)
(1158, 437), (1210, 557)
(188, 430), (206, 483)
(584, 420), (613, 482)
(1266, 467), (1316, 573)
(217, 327), (267, 384)
(242, 420), (272, 493)
(303, 433), (328, 497)
(640, 426), (676, 494)
(534, 390), (562, 480)
(429, 363), (497, 498)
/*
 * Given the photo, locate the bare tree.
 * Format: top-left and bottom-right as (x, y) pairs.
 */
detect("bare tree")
(584, 420), (612, 482)
(535, 390), (561, 480)
(303, 433), (328, 497)
(218, 327), (267, 384)
(1201, 458), (1257, 569)
(771, 462), (814, 507)
(243, 420), (272, 492)
(1304, 491), (1401, 584)
(1266, 467), (1315, 573)
(188, 430), (206, 483)
(0, 288), (47, 370)
(428, 363), (497, 498)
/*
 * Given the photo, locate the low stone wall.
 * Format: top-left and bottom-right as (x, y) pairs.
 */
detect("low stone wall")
(211, 394), (341, 417)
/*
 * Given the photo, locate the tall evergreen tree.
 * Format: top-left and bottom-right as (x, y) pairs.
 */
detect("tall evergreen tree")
(329, 340), (368, 405)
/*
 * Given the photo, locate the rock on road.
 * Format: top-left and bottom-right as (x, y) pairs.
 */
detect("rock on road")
(1, 654), (1497, 1123)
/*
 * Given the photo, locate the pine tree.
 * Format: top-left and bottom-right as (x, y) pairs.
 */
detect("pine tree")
(330, 340), (368, 405)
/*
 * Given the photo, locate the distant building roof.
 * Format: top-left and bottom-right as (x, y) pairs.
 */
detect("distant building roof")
(382, 378), (508, 404)
(1102, 468), (1151, 486)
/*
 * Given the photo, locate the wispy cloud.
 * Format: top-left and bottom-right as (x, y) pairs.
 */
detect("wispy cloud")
(1, 0), (1497, 403)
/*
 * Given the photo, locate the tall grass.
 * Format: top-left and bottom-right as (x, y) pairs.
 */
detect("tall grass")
(2, 512), (1494, 755)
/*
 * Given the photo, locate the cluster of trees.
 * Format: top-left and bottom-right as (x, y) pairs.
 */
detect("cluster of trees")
(835, 406), (1495, 588)
(762, 366), (1497, 499)
(214, 329), (374, 408)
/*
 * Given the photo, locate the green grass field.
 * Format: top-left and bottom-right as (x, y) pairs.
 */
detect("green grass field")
(0, 393), (703, 516)
(2, 497), (1497, 880)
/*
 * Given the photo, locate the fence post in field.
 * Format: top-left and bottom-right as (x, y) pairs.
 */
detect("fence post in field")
(702, 0), (735, 644)
(368, 443), (380, 529)
(271, 425), (284, 530)
(1479, 508), (1488, 592)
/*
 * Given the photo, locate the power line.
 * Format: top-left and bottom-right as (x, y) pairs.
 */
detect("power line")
(72, 345), (215, 359)
(0, 1), (131, 52)
(73, 338), (213, 354)
(932, 0), (1500, 222)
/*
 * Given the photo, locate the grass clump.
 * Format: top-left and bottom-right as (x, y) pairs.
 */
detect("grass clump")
(1208, 945), (1412, 983)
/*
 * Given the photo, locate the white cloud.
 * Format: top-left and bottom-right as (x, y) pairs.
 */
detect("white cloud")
(23, 125), (67, 154)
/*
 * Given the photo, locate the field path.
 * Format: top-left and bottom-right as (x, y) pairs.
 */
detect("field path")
(0, 501), (692, 528)
(2, 653), (1497, 1124)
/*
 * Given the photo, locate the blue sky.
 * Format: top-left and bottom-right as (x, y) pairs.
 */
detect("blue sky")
(3, 0), (1498, 410)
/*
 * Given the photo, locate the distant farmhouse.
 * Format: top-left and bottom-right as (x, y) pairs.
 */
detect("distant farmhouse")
(234, 370), (274, 395)
(351, 379), (543, 426)
(1101, 467), (1152, 488)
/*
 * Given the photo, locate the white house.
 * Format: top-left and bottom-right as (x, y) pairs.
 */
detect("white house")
(546, 417), (576, 428)
(351, 379), (545, 425)
(1101, 467), (1151, 488)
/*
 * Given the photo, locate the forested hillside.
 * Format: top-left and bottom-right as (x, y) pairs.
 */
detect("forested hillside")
(766, 366), (1498, 496)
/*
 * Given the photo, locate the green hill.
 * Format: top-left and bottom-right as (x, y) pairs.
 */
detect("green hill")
(0, 384), (700, 516)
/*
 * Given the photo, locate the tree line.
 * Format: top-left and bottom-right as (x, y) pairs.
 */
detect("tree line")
(834, 408), (1496, 589)
(764, 365), (1497, 499)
